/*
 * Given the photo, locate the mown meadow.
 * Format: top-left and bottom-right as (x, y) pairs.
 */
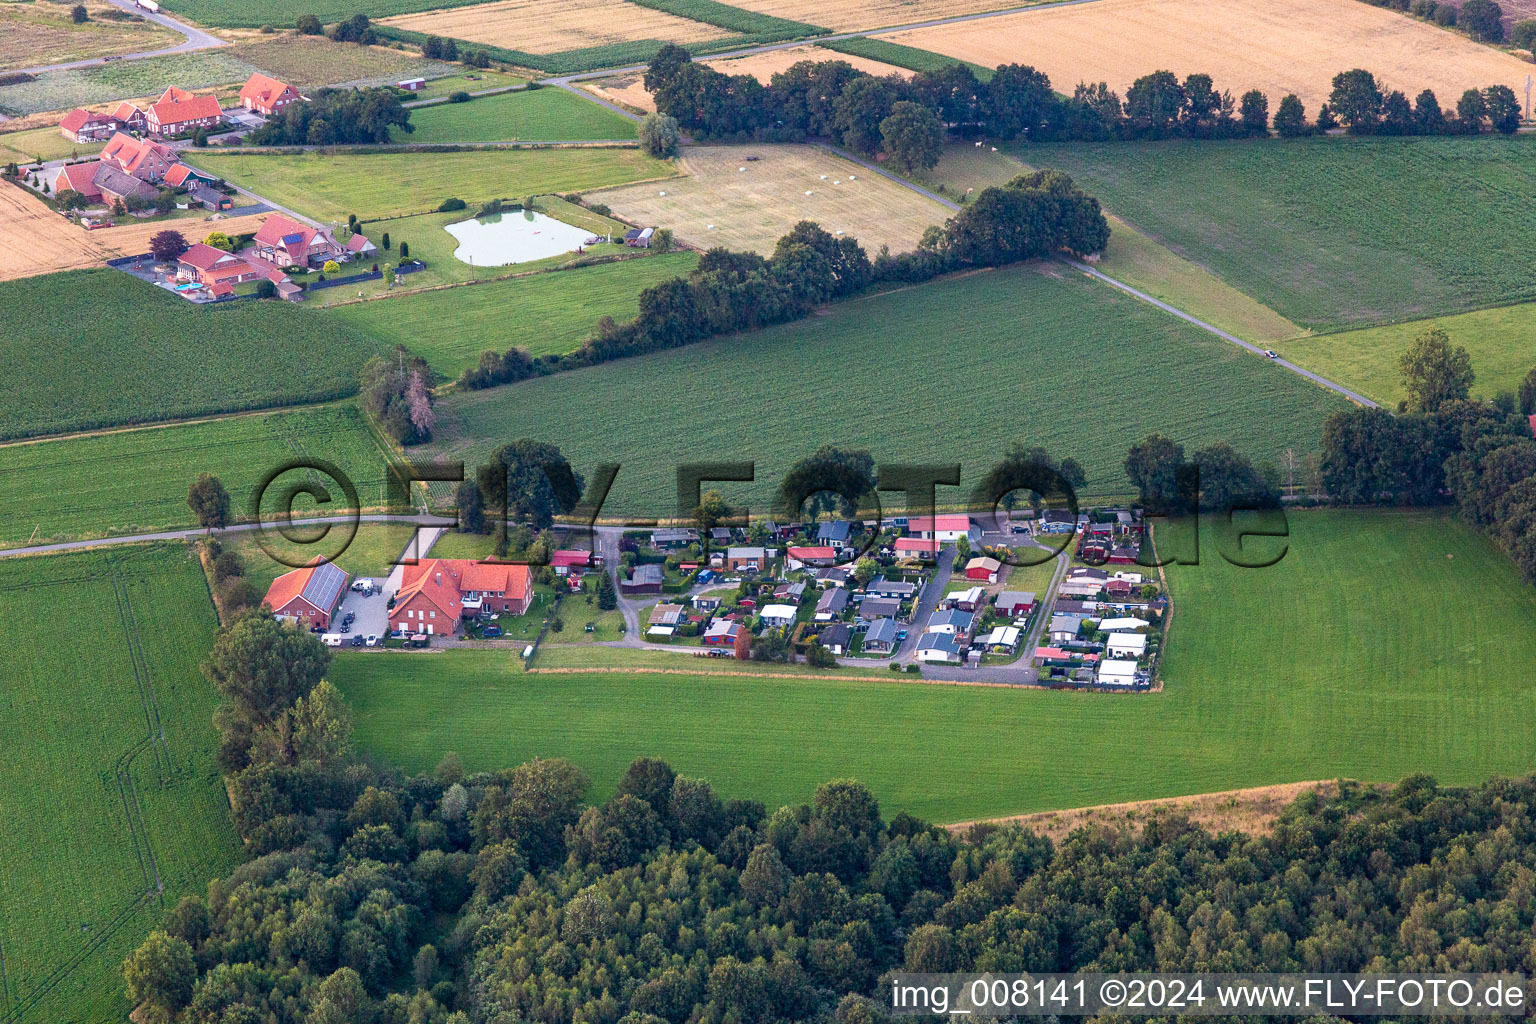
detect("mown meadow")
(0, 405), (396, 548)
(1022, 135), (1536, 331)
(332, 510), (1536, 823)
(0, 545), (238, 1024)
(407, 87), (638, 144)
(419, 263), (1348, 518)
(0, 270), (384, 441)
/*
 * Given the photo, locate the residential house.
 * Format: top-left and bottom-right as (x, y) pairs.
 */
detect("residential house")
(1039, 509), (1078, 534)
(648, 603), (685, 627)
(994, 591), (1036, 618)
(239, 72), (302, 116)
(144, 86), (223, 136)
(915, 633), (961, 664)
(709, 526), (733, 545)
(1097, 659), (1139, 687)
(978, 625), (1021, 653)
(100, 132), (176, 183)
(816, 622), (852, 655)
(1106, 632), (1148, 659)
(251, 213), (346, 268)
(111, 101), (147, 132)
(1034, 646), (1100, 668)
(786, 546), (836, 570)
(1098, 617), (1149, 632)
(906, 514), (973, 542)
(814, 587), (849, 621)
(773, 581), (806, 603)
(1049, 614), (1084, 643)
(176, 244), (263, 287)
(93, 164), (157, 205)
(862, 617), (899, 653)
(262, 559), (348, 630)
(926, 608), (973, 640)
(702, 619), (741, 646)
(53, 161), (103, 202)
(1108, 545), (1141, 565)
(1054, 599), (1096, 617)
(389, 559), (533, 635)
(694, 595), (723, 613)
(621, 563), (664, 595)
(868, 577), (918, 601)
(759, 604), (799, 629)
(650, 527), (697, 549)
(1056, 577), (1106, 599)
(816, 520), (855, 550)
(964, 556), (1001, 583)
(856, 596), (900, 622)
(1105, 578), (1134, 599)
(549, 550), (591, 575)
(725, 546), (767, 571)
(163, 163), (215, 189)
(58, 108), (120, 143)
(893, 537), (940, 560)
(942, 586), (986, 612)
(812, 566), (853, 588)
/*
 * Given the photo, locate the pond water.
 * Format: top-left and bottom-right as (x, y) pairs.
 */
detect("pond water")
(445, 210), (596, 266)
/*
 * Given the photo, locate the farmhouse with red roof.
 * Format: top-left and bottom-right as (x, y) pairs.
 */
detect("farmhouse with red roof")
(144, 86), (223, 136)
(262, 559), (349, 630)
(239, 73), (302, 116)
(251, 213), (345, 268)
(100, 132), (177, 183)
(111, 101), (147, 131)
(58, 108), (120, 143)
(176, 243), (264, 287)
(53, 161), (104, 202)
(389, 559), (534, 636)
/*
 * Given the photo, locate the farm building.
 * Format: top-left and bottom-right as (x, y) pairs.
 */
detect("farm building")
(906, 514), (973, 541)
(58, 108), (120, 143)
(144, 86), (223, 136)
(240, 73), (303, 116)
(964, 556), (1002, 582)
(176, 244), (263, 287)
(621, 563), (664, 595)
(786, 545), (836, 569)
(814, 587), (849, 621)
(995, 591), (1036, 617)
(262, 559), (348, 630)
(53, 161), (104, 202)
(94, 165), (157, 206)
(389, 559), (533, 635)
(702, 620), (742, 645)
(862, 617), (900, 653)
(759, 604), (799, 628)
(623, 227), (655, 247)
(251, 213), (346, 268)
(916, 633), (961, 664)
(100, 133), (177, 183)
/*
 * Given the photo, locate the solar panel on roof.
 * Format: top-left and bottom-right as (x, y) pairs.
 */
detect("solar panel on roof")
(281, 232), (304, 244)
(300, 562), (347, 611)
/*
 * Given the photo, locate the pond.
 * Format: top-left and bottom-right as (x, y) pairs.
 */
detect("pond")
(445, 210), (597, 267)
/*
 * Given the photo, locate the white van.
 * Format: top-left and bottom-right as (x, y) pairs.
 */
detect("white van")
(321, 633), (344, 647)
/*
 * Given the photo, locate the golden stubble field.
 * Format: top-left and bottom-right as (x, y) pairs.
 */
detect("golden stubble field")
(0, 184), (269, 283)
(886, 0), (1536, 110)
(0, 0), (178, 72)
(379, 0), (730, 52)
(590, 143), (950, 255)
(584, 44), (909, 113)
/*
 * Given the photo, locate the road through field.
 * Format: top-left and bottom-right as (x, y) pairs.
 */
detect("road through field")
(15, 0), (226, 75)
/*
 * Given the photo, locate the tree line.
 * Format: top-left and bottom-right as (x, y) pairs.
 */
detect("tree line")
(121, 608), (1536, 1024)
(249, 86), (413, 146)
(460, 173), (1108, 390)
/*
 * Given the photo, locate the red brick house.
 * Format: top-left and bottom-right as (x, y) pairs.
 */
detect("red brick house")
(239, 73), (302, 116)
(58, 108), (120, 143)
(99, 132), (177, 183)
(144, 86), (223, 136)
(262, 559), (349, 630)
(251, 213), (345, 268)
(53, 161), (103, 202)
(177, 243), (263, 286)
(111, 101), (147, 132)
(389, 559), (533, 636)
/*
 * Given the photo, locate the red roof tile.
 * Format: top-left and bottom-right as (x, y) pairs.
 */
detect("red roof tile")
(148, 86), (221, 128)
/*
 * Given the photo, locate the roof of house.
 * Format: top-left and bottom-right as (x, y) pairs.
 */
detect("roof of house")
(263, 559), (348, 615)
(628, 563), (664, 585)
(760, 603), (799, 620)
(865, 617), (898, 644)
(907, 514), (971, 532)
(100, 132), (175, 178)
(893, 537), (940, 553)
(148, 85), (222, 126)
(727, 546), (766, 560)
(816, 521), (852, 541)
(59, 107), (113, 133)
(1035, 646), (1100, 663)
(394, 558), (532, 618)
(240, 72), (297, 107)
(188, 181), (223, 204)
(1098, 659), (1138, 677)
(858, 597), (900, 617)
(966, 556), (1002, 573)
(818, 623), (852, 648)
(704, 619), (740, 638)
(112, 101), (143, 122)
(917, 633), (959, 654)
(549, 549), (590, 568)
(869, 577), (917, 595)
(651, 528), (697, 543)
(178, 242), (240, 271)
(995, 590), (1036, 608)
(947, 585), (985, 603)
(209, 281), (234, 297)
(816, 588), (849, 612)
(928, 608), (973, 631)
(649, 603), (684, 625)
(254, 212), (335, 262)
(55, 160), (102, 196)
(345, 233), (374, 253)
(163, 163), (197, 187)
(1107, 632), (1148, 652)
(92, 163), (157, 200)
(1049, 614), (1084, 633)
(788, 546), (835, 559)
(981, 625), (1020, 646)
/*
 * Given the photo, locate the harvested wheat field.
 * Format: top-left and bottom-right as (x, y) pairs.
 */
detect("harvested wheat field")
(728, 0), (1028, 31)
(887, 0), (1535, 111)
(379, 0), (730, 53)
(585, 44), (908, 113)
(590, 143), (949, 254)
(0, 185), (267, 283)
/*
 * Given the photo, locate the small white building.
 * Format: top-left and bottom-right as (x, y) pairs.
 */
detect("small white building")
(1098, 617), (1150, 632)
(1106, 632), (1148, 658)
(760, 604), (799, 628)
(916, 633), (961, 664)
(1097, 659), (1138, 687)
(978, 625), (1021, 652)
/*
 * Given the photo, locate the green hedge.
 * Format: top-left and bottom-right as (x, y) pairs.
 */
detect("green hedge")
(629, 0), (825, 37)
(816, 37), (994, 79)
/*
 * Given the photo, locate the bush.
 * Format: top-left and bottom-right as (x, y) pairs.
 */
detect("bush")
(1459, 0), (1504, 40)
(256, 279), (276, 299)
(296, 12), (322, 33)
(449, 90), (471, 103)
(1410, 0), (1437, 14)
(437, 197), (466, 212)
(1434, 4), (1457, 25)
(1511, 17), (1536, 46)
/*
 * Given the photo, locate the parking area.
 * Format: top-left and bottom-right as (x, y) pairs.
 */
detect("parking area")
(332, 578), (390, 645)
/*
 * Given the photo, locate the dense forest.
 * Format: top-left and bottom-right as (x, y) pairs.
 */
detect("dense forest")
(120, 609), (1536, 1023)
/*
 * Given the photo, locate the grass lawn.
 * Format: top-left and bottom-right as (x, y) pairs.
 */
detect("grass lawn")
(0, 269), (384, 441)
(223, 521), (420, 594)
(919, 144), (1305, 344)
(328, 250), (700, 377)
(191, 147), (677, 222)
(1002, 549), (1058, 596)
(545, 591), (628, 641)
(330, 510), (1536, 823)
(1272, 302), (1536, 408)
(0, 545), (238, 1024)
(419, 263), (1348, 518)
(0, 125), (98, 163)
(408, 87), (638, 143)
(0, 50), (257, 116)
(0, 404), (396, 549)
(405, 69), (527, 102)
(1019, 135), (1536, 331)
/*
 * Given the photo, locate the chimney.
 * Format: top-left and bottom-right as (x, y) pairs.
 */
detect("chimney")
(435, 572), (441, 584)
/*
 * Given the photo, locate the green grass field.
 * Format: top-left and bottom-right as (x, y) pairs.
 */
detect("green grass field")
(1019, 135), (1536, 331)
(0, 270), (384, 441)
(0, 125), (94, 163)
(0, 50), (257, 116)
(331, 510), (1536, 822)
(816, 36), (992, 78)
(420, 263), (1347, 517)
(328, 251), (699, 376)
(225, 36), (457, 89)
(1273, 302), (1536, 408)
(163, 0), (485, 29)
(408, 88), (638, 143)
(404, 70), (527, 103)
(224, 520), (419, 594)
(0, 404), (396, 549)
(0, 545), (239, 1024)
(191, 147), (676, 222)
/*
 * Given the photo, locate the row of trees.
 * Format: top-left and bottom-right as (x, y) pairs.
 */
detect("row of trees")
(361, 346), (435, 444)
(250, 86), (413, 146)
(421, 35), (493, 67)
(1325, 69), (1521, 135)
(460, 175), (1108, 391)
(1360, 0), (1509, 43)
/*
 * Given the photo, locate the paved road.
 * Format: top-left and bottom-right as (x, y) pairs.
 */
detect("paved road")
(0, 513), (454, 560)
(17, 0), (227, 75)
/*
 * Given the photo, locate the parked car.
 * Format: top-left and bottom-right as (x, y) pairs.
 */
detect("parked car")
(349, 635), (364, 647)
(365, 634), (379, 647)
(1264, 349), (1279, 359)
(482, 626), (502, 638)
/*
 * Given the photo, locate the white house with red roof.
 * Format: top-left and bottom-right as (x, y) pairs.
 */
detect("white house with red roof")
(389, 559), (534, 635)
(262, 559), (349, 630)
(906, 514), (975, 542)
(176, 243), (264, 287)
(239, 73), (302, 116)
(58, 108), (120, 143)
(251, 213), (345, 268)
(99, 132), (177, 183)
(144, 86), (223, 136)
